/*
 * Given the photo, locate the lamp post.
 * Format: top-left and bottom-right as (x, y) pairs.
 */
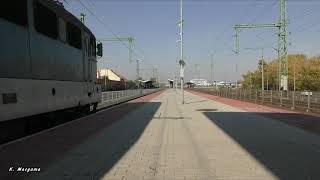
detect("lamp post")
(266, 65), (269, 90)
(136, 58), (142, 88)
(178, 0), (185, 104)
(104, 69), (107, 91)
(208, 53), (215, 86)
(293, 62), (296, 92)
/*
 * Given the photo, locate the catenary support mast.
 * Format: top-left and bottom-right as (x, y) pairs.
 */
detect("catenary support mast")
(234, 0), (288, 91)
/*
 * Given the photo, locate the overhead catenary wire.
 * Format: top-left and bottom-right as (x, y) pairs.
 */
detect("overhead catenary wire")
(133, 42), (145, 60)
(84, 0), (95, 8)
(243, 0), (278, 47)
(289, 5), (319, 22)
(76, 0), (143, 59)
(199, 1), (278, 83)
(249, 2), (320, 52)
(287, 2), (320, 36)
(62, 0), (70, 6)
(232, 0), (282, 55)
(208, 0), (264, 55)
(248, 0), (278, 24)
(236, 0), (278, 52)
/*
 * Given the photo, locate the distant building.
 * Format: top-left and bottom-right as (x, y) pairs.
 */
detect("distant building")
(190, 79), (211, 87)
(215, 81), (236, 88)
(216, 81), (225, 86)
(186, 82), (195, 88)
(97, 68), (128, 91)
(168, 79), (174, 88)
(97, 69), (121, 81)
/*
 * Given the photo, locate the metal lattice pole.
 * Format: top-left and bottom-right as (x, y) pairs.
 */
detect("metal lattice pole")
(279, 0), (289, 91)
(234, 0), (288, 91)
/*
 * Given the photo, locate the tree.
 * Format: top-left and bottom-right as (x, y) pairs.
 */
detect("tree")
(241, 54), (320, 91)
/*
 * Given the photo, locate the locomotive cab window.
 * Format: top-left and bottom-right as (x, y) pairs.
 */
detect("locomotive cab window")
(34, 1), (58, 39)
(90, 36), (96, 57)
(58, 18), (67, 42)
(67, 22), (82, 49)
(0, 0), (28, 27)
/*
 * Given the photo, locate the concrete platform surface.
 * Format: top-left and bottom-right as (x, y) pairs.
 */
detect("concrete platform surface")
(2, 89), (320, 180)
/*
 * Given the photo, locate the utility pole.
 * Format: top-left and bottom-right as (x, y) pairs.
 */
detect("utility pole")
(80, 13), (85, 24)
(104, 69), (107, 91)
(136, 59), (142, 88)
(175, 76), (177, 91)
(266, 66), (269, 90)
(136, 59), (141, 80)
(234, 0), (288, 91)
(155, 68), (159, 87)
(158, 69), (160, 88)
(152, 67), (155, 79)
(210, 54), (214, 85)
(249, 73), (253, 89)
(178, 0), (185, 104)
(261, 48), (264, 92)
(235, 63), (238, 88)
(293, 62), (296, 91)
(194, 64), (200, 79)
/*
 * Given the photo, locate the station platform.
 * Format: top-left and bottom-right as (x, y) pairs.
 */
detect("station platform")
(1, 89), (320, 180)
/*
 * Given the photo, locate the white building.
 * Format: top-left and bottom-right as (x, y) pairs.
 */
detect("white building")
(216, 81), (225, 86)
(97, 69), (121, 81)
(190, 79), (211, 87)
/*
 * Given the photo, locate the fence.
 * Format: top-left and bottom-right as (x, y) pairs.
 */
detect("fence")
(99, 89), (161, 108)
(193, 88), (320, 114)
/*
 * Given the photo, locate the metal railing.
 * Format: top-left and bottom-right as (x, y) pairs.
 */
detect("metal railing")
(193, 87), (320, 114)
(99, 89), (161, 108)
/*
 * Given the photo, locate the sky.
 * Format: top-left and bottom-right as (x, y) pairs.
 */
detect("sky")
(63, 0), (320, 83)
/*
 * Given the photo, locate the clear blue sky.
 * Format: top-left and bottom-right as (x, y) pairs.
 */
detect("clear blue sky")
(64, 0), (320, 82)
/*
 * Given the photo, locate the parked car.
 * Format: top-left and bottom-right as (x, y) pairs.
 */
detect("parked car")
(301, 91), (312, 96)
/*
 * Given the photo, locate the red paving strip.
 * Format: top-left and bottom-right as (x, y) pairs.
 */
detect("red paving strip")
(187, 90), (295, 113)
(0, 90), (164, 180)
(187, 90), (320, 136)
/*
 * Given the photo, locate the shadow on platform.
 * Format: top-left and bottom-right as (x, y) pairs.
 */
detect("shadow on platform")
(0, 101), (161, 180)
(203, 111), (320, 180)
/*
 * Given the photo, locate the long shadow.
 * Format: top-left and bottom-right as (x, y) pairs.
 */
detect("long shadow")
(0, 101), (161, 180)
(259, 113), (320, 136)
(203, 111), (320, 180)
